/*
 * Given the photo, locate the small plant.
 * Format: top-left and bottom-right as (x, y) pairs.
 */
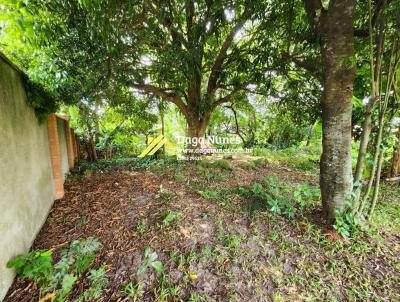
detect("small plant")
(188, 292), (201, 302)
(58, 273), (77, 302)
(186, 250), (198, 263)
(291, 157), (316, 171)
(169, 283), (181, 296)
(76, 265), (108, 302)
(212, 159), (233, 171)
(7, 250), (54, 291)
(294, 183), (320, 212)
(172, 174), (186, 182)
(60, 237), (101, 275)
(253, 158), (268, 168)
(240, 179), (297, 219)
(156, 185), (175, 203)
(161, 210), (181, 227)
(240, 161), (256, 170)
(201, 210), (211, 219)
(136, 218), (149, 236)
(199, 189), (219, 199)
(198, 158), (216, 169)
(7, 238), (104, 301)
(223, 234), (242, 252)
(122, 281), (144, 300)
(333, 209), (362, 238)
(201, 245), (213, 257)
(204, 170), (228, 182)
(137, 247), (164, 275)
(157, 192), (173, 203)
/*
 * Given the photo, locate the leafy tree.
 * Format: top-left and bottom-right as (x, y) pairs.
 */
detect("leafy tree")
(3, 0), (399, 223)
(1, 0), (278, 140)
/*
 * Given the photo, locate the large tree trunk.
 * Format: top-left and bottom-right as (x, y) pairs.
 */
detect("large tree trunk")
(184, 114), (210, 160)
(319, 0), (356, 221)
(187, 114), (210, 141)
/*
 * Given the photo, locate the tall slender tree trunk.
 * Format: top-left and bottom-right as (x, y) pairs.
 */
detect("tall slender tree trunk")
(161, 107), (166, 155)
(76, 135), (81, 160)
(319, 0), (356, 221)
(87, 134), (98, 162)
(369, 148), (385, 217)
(391, 125), (400, 177)
(360, 36), (399, 215)
(306, 120), (317, 146)
(86, 124), (97, 162)
(353, 0), (385, 213)
(354, 101), (376, 183)
(353, 99), (376, 213)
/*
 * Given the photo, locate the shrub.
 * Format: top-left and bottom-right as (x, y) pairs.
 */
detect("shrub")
(294, 183), (320, 211)
(211, 159), (233, 171)
(204, 170), (228, 182)
(199, 190), (219, 199)
(253, 158), (268, 168)
(72, 157), (178, 177)
(7, 250), (54, 291)
(240, 161), (256, 170)
(333, 206), (363, 238)
(7, 238), (106, 301)
(76, 266), (108, 302)
(59, 237), (101, 275)
(161, 210), (181, 227)
(239, 178), (297, 218)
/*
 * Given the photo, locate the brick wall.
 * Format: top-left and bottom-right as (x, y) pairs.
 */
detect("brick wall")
(65, 118), (75, 169)
(47, 113), (65, 199)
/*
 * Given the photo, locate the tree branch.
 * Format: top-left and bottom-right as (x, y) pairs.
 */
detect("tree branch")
(207, 8), (251, 98)
(185, 0), (195, 44)
(281, 52), (322, 80)
(303, 0), (325, 36)
(226, 104), (246, 144)
(354, 0), (389, 37)
(131, 84), (189, 117)
(212, 86), (245, 109)
(152, 1), (189, 49)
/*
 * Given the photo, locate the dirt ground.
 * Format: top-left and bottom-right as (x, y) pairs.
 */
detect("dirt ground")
(4, 159), (400, 302)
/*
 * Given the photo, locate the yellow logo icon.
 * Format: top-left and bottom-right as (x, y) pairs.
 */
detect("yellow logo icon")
(139, 134), (167, 158)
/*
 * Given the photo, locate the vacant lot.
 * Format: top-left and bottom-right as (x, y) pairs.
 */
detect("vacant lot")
(5, 157), (400, 302)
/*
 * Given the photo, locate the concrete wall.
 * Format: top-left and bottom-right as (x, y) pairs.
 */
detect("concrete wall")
(0, 58), (56, 300)
(57, 118), (69, 179)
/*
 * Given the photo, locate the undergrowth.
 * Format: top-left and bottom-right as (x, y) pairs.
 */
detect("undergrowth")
(239, 176), (320, 219)
(7, 238), (107, 302)
(68, 156), (179, 180)
(252, 145), (320, 171)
